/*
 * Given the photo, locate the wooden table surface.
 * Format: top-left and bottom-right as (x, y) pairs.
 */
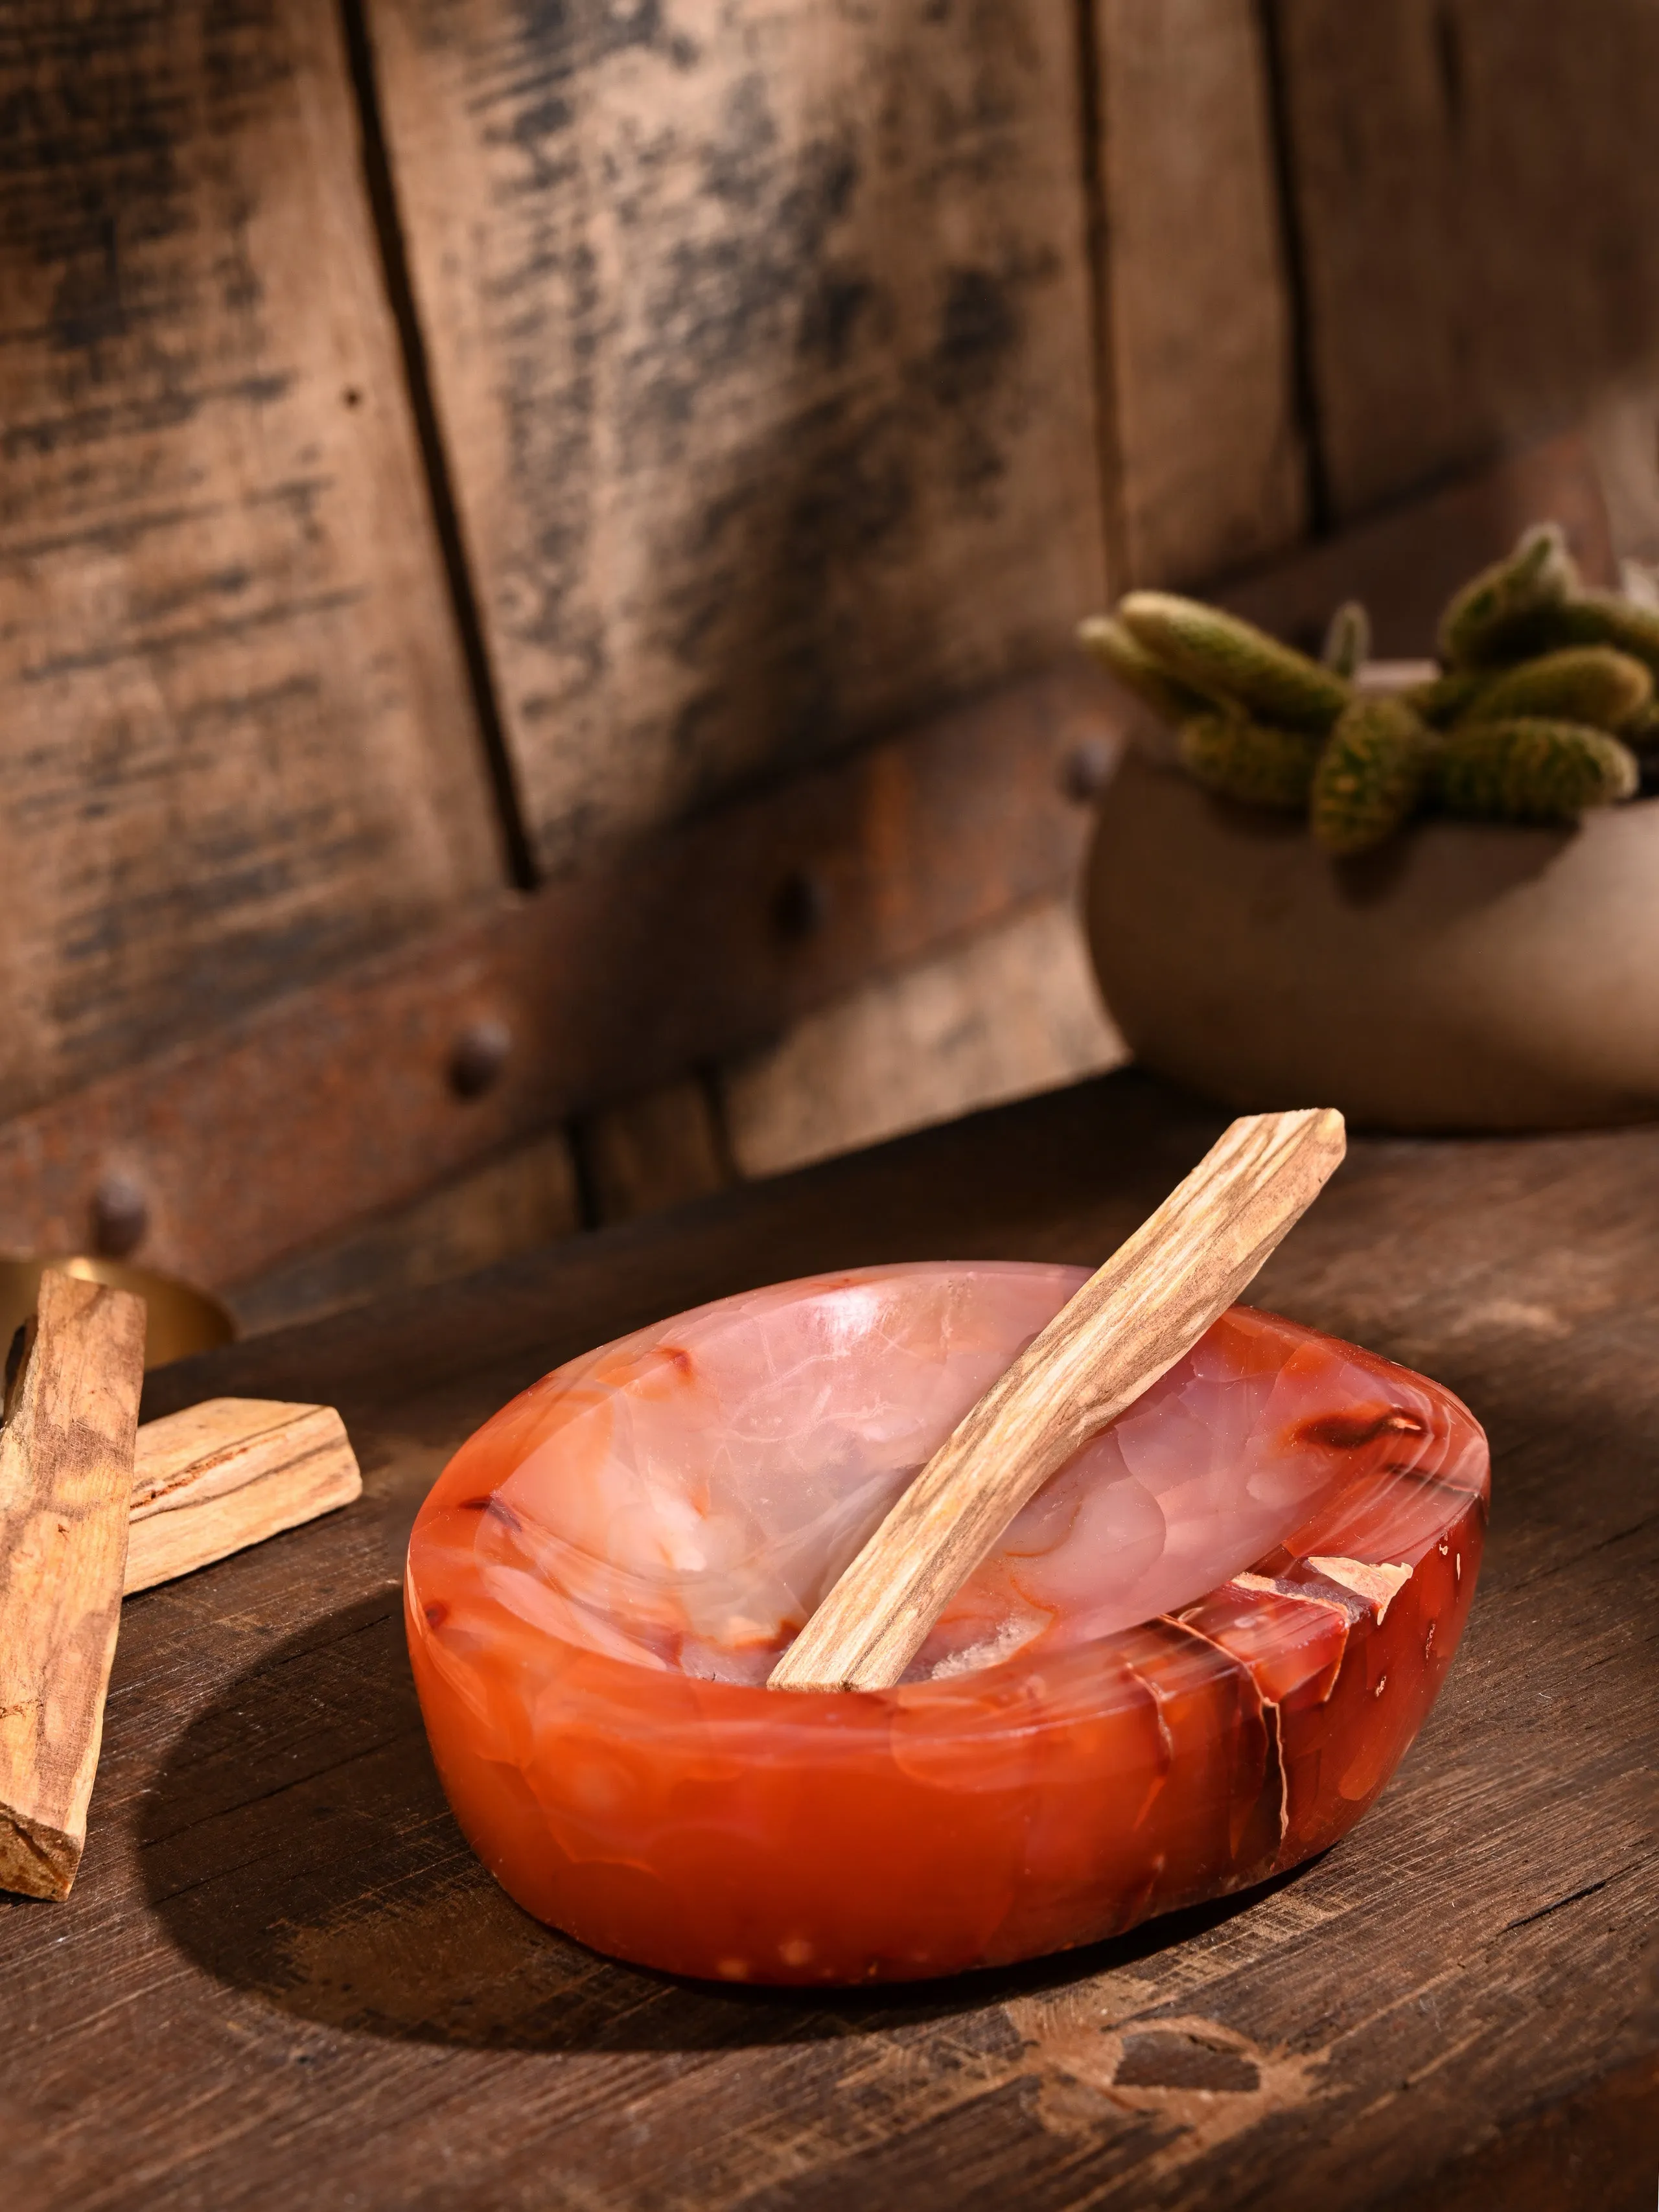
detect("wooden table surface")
(5, 1072), (1655, 2209)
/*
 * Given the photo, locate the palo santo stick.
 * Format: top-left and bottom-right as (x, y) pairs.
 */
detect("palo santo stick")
(769, 1107), (1346, 1694)
(0, 1270), (146, 1898)
(124, 1398), (362, 1595)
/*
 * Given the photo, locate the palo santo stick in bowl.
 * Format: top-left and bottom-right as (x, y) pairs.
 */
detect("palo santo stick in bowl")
(0, 1270), (146, 1900)
(769, 1107), (1347, 1692)
(126, 1398), (361, 1595)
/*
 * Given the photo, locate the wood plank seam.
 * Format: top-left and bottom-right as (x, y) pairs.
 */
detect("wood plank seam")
(1073, 0), (1131, 595)
(335, 0), (537, 893)
(1255, 0), (1334, 532)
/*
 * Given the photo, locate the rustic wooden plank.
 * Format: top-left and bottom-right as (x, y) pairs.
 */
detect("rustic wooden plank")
(226, 1129), (581, 1336)
(717, 0), (1310, 1203)
(0, 1072), (1641, 2205)
(1093, 0), (1308, 584)
(581, 1077), (732, 1229)
(0, 664), (1116, 1289)
(0, 0), (504, 1123)
(1273, 0), (1659, 520)
(722, 897), (1125, 1180)
(359, 0), (1108, 870)
(0, 1271), (146, 1900)
(1368, 2055), (1658, 2212)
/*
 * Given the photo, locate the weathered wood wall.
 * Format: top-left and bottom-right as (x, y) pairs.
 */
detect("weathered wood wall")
(4, 0), (1659, 1320)
(1275, 0), (1659, 525)
(0, 0), (502, 1122)
(1092, 0), (1307, 586)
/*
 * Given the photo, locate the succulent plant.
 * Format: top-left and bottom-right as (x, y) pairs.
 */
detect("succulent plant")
(1438, 524), (1579, 668)
(1403, 667), (1493, 728)
(1435, 719), (1639, 823)
(1178, 713), (1322, 811)
(1311, 697), (1437, 857)
(1454, 645), (1652, 734)
(1321, 600), (1371, 680)
(1077, 615), (1212, 724)
(1078, 523), (1653, 855)
(1118, 592), (1351, 734)
(1510, 590), (1659, 677)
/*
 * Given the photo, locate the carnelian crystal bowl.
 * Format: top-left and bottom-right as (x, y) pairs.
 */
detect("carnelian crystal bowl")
(406, 1263), (1489, 1985)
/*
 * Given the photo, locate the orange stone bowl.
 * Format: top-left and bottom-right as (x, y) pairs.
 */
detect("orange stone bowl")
(406, 1265), (1488, 1985)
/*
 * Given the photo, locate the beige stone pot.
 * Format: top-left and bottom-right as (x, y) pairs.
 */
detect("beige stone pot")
(1085, 747), (1659, 1131)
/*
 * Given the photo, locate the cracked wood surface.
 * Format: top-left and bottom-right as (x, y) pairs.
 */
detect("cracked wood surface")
(2, 1070), (1653, 2206)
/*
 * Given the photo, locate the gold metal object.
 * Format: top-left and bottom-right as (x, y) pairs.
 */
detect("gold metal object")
(0, 1256), (236, 1370)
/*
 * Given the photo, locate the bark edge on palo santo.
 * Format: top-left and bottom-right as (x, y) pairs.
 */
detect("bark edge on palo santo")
(0, 1270), (146, 1900)
(768, 1107), (1346, 1694)
(126, 1398), (362, 1595)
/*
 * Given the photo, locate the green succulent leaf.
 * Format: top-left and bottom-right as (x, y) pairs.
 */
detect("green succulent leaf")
(1076, 615), (1211, 726)
(1321, 600), (1371, 681)
(1437, 523), (1579, 669)
(1311, 697), (1437, 857)
(1511, 592), (1659, 679)
(1434, 718), (1639, 822)
(1119, 592), (1351, 734)
(1178, 713), (1323, 811)
(1456, 645), (1652, 734)
(1403, 667), (1493, 728)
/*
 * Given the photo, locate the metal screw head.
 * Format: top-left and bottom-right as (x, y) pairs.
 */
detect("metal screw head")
(772, 868), (830, 941)
(449, 1017), (513, 1099)
(90, 1175), (148, 1258)
(1060, 738), (1115, 803)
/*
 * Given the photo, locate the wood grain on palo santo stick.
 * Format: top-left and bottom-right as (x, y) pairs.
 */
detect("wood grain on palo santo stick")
(126, 1400), (362, 1596)
(769, 1107), (1347, 1694)
(0, 1271), (146, 1899)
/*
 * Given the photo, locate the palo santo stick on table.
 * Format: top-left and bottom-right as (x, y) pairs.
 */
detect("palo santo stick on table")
(769, 1107), (1347, 1694)
(0, 1270), (146, 1898)
(125, 1399), (362, 1595)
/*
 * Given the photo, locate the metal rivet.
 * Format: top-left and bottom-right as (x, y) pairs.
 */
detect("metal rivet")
(449, 1017), (513, 1099)
(1060, 738), (1115, 803)
(90, 1175), (148, 1259)
(772, 868), (830, 941)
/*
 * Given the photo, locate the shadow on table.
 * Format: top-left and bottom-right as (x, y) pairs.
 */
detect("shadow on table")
(139, 1592), (1313, 2055)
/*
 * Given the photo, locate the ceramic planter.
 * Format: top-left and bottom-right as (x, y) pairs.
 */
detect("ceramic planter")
(1086, 746), (1659, 1130)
